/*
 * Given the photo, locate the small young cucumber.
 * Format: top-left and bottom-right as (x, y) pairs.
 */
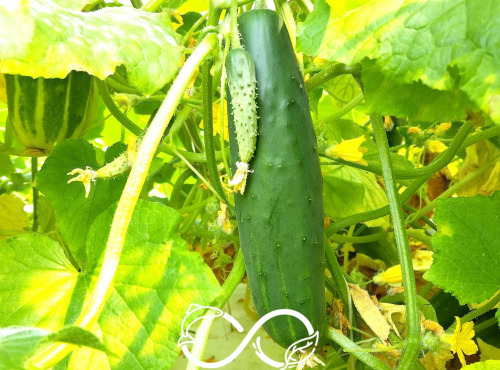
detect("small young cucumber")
(228, 10), (325, 349)
(225, 48), (258, 194)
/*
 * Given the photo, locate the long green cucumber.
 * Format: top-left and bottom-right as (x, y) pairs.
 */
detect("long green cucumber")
(5, 71), (98, 155)
(228, 9), (325, 348)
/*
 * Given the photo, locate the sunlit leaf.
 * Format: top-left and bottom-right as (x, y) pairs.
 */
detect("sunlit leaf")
(0, 0), (183, 95)
(297, 0), (500, 123)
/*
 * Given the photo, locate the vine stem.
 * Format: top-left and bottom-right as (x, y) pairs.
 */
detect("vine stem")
(408, 156), (499, 224)
(324, 121), (473, 179)
(324, 327), (391, 370)
(27, 33), (219, 370)
(325, 118), (473, 237)
(371, 113), (420, 369)
(186, 250), (245, 370)
(448, 286), (500, 330)
(31, 157), (39, 232)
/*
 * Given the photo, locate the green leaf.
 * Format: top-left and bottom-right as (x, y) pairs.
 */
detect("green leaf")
(0, 0), (183, 95)
(424, 192), (500, 305)
(0, 327), (48, 370)
(36, 139), (127, 267)
(323, 165), (388, 228)
(0, 234), (80, 331)
(478, 338), (500, 361)
(297, 0), (500, 123)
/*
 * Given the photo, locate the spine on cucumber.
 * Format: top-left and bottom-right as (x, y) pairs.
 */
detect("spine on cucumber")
(228, 10), (325, 348)
(5, 71), (98, 155)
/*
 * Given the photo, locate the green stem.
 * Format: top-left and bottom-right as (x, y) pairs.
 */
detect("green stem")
(329, 231), (387, 244)
(324, 121), (473, 179)
(184, 227), (240, 243)
(325, 118), (473, 237)
(169, 169), (194, 209)
(326, 174), (431, 237)
(372, 113), (420, 369)
(403, 204), (437, 231)
(405, 229), (433, 250)
(96, 79), (142, 136)
(409, 157), (498, 224)
(322, 94), (364, 124)
(448, 290), (500, 331)
(105, 76), (141, 95)
(324, 235), (351, 319)
(306, 63), (362, 92)
(418, 282), (434, 298)
(177, 196), (215, 214)
(202, 59), (229, 205)
(185, 250), (245, 370)
(141, 0), (167, 11)
(473, 317), (498, 334)
(230, 0), (241, 48)
(27, 33), (219, 370)
(181, 13), (209, 46)
(323, 327), (391, 370)
(31, 157), (39, 232)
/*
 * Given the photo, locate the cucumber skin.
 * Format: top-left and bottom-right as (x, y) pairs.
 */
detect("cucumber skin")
(5, 71), (97, 153)
(225, 48), (258, 163)
(228, 10), (325, 348)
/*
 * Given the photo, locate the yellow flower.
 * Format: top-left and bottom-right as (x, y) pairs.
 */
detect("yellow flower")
(435, 122), (452, 136)
(427, 140), (448, 153)
(407, 126), (421, 134)
(374, 265), (403, 285)
(325, 136), (368, 165)
(443, 316), (478, 366)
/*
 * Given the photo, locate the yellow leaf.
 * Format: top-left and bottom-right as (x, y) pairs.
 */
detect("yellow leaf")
(0, 193), (28, 239)
(199, 101), (229, 141)
(455, 141), (500, 196)
(348, 283), (390, 342)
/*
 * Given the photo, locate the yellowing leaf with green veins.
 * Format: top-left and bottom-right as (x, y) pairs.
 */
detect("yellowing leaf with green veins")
(297, 0), (500, 123)
(0, 201), (221, 369)
(0, 193), (28, 240)
(0, 0), (183, 95)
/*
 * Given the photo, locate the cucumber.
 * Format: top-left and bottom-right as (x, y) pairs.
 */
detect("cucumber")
(226, 48), (258, 165)
(5, 71), (98, 155)
(228, 9), (325, 348)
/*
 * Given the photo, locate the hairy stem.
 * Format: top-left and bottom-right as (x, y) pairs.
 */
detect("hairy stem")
(324, 327), (391, 370)
(372, 114), (419, 369)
